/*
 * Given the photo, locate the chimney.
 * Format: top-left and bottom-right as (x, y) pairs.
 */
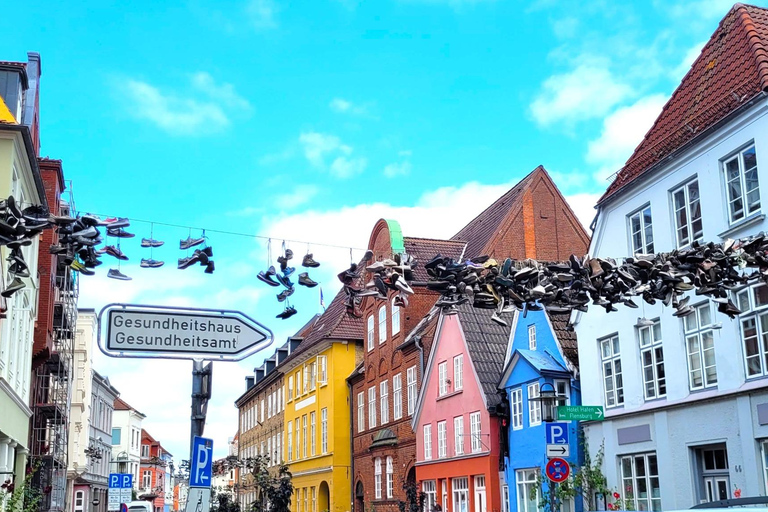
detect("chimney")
(245, 376), (255, 390)
(289, 337), (302, 353)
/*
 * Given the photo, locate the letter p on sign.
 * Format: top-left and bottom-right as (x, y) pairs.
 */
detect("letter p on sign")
(190, 437), (214, 488)
(545, 423), (569, 445)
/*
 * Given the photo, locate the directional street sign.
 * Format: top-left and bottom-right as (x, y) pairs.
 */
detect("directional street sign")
(545, 457), (571, 483)
(190, 436), (214, 488)
(185, 487), (211, 512)
(557, 405), (604, 421)
(546, 444), (571, 458)
(98, 304), (273, 361)
(108, 473), (133, 512)
(546, 423), (569, 444)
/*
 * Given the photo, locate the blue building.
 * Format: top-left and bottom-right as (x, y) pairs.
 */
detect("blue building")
(499, 308), (582, 512)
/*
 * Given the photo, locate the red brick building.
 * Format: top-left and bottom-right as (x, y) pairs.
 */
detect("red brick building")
(348, 166), (589, 512)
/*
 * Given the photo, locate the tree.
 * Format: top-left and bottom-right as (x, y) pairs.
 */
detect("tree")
(398, 481), (425, 512)
(218, 455), (293, 512)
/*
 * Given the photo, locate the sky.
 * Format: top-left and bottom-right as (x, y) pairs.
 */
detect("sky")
(5, 0), (762, 461)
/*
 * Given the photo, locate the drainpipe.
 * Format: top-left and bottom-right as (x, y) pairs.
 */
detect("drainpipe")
(415, 336), (425, 376)
(347, 378), (355, 512)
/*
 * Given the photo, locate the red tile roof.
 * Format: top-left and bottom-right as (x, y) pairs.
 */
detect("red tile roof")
(600, 3), (768, 203)
(114, 396), (145, 417)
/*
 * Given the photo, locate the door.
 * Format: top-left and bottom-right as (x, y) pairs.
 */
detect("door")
(452, 478), (468, 512)
(473, 476), (486, 512)
(704, 477), (729, 502)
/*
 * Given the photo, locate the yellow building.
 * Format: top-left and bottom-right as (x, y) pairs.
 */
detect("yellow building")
(282, 289), (363, 512)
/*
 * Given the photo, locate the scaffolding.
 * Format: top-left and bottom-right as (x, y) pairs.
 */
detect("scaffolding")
(30, 196), (78, 512)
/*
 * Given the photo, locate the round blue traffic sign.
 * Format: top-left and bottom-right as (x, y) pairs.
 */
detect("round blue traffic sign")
(546, 457), (570, 483)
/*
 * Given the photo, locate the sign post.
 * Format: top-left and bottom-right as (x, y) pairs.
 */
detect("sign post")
(556, 405), (604, 421)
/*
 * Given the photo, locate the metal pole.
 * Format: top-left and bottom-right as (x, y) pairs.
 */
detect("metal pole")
(190, 360), (205, 459)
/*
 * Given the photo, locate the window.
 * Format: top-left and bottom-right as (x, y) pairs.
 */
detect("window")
(302, 415), (308, 457)
(555, 380), (570, 407)
(374, 457), (382, 499)
(528, 324), (537, 350)
(724, 144), (760, 223)
(671, 179), (703, 247)
(696, 445), (730, 503)
(75, 491), (84, 512)
(502, 485), (510, 512)
(287, 421), (293, 461)
(454, 355), (464, 391)
(474, 476), (486, 512)
(392, 298), (401, 335)
(304, 488), (308, 512)
(369, 387), (377, 429)
(296, 371), (302, 398)
(142, 470), (152, 489)
(268, 394), (273, 418)
(638, 320), (665, 399)
(737, 284), (768, 377)
(379, 306), (387, 343)
(629, 205), (654, 255)
(321, 408), (328, 454)
(268, 437), (272, 466)
(380, 381), (389, 424)
(437, 421), (447, 458)
(310, 411), (316, 456)
(295, 420), (300, 459)
(454, 416), (464, 456)
(452, 477), (469, 512)
(470, 412), (482, 453)
(527, 383), (541, 426)
(141, 445), (149, 458)
(393, 374), (403, 420)
(303, 366), (309, 394)
(317, 356), (327, 384)
(367, 316), (375, 351)
(357, 392), (365, 433)
(511, 389), (523, 430)
(438, 362), (448, 396)
(441, 479), (448, 512)
(407, 366), (417, 415)
(516, 469), (538, 512)
(423, 481), (436, 512)
(386, 456), (394, 498)
(620, 453), (661, 511)
(112, 428), (121, 445)
(684, 303), (718, 389)
(600, 335), (624, 407)
(423, 424), (432, 460)
(760, 440), (768, 494)
(311, 487), (317, 512)
(308, 362), (317, 391)
(261, 399), (265, 420)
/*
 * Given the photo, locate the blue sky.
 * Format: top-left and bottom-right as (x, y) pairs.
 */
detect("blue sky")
(5, 0), (760, 460)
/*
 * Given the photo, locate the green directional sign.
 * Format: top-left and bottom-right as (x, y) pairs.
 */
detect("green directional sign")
(557, 405), (604, 421)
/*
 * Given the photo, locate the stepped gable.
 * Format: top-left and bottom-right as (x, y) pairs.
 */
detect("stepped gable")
(601, 3), (768, 202)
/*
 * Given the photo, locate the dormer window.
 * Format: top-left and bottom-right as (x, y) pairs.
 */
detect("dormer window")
(528, 325), (536, 350)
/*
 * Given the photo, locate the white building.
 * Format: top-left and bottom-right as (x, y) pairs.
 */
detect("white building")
(574, 4), (768, 510)
(111, 397), (145, 492)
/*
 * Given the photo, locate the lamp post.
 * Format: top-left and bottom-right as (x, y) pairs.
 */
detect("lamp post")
(529, 382), (561, 512)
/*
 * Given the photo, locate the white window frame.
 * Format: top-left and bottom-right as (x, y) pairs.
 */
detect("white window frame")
(452, 477), (469, 512)
(620, 453), (661, 511)
(287, 421), (293, 461)
(528, 324), (536, 350)
(374, 457), (382, 499)
(386, 456), (394, 499)
(737, 284), (768, 378)
(310, 411), (316, 456)
(357, 391), (365, 433)
(321, 408), (328, 454)
(527, 382), (541, 426)
(378, 305), (387, 344)
(470, 412), (482, 453)
(516, 469), (539, 512)
(380, 380), (389, 424)
(302, 415), (307, 458)
(367, 315), (375, 351)
(628, 205), (655, 255)
(638, 320), (665, 400)
(511, 388), (523, 430)
(392, 298), (401, 335)
(454, 415), (464, 456)
(317, 355), (327, 385)
(671, 179), (703, 248)
(600, 334), (624, 408)
(684, 303), (718, 390)
(502, 485), (510, 512)
(393, 374), (403, 420)
(437, 421), (447, 458)
(723, 143), (760, 224)
(368, 387), (377, 429)
(295, 420), (300, 459)
(438, 361), (448, 396)
(407, 366), (417, 415)
(423, 481), (436, 512)
(423, 424), (432, 460)
(453, 355), (464, 391)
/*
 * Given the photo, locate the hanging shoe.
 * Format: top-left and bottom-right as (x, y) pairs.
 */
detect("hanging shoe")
(276, 306), (297, 320)
(140, 259), (165, 268)
(201, 246), (213, 258)
(7, 239), (32, 250)
(70, 261), (95, 276)
(100, 217), (130, 228)
(195, 249), (210, 266)
(180, 237), (205, 250)
(141, 238), (165, 248)
(298, 272), (318, 288)
(9, 262), (30, 278)
(302, 253), (321, 268)
(178, 255), (201, 270)
(277, 249), (294, 267)
(72, 226), (99, 238)
(107, 268), (132, 281)
(107, 228), (135, 238)
(275, 272), (294, 289)
(105, 246), (129, 261)
(277, 287), (295, 302)
(204, 261), (215, 274)
(257, 267), (281, 286)
(6, 196), (22, 220)
(490, 310), (508, 326)
(1, 277), (25, 297)
(283, 266), (296, 277)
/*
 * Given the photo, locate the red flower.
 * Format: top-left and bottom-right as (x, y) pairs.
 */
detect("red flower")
(734, 489), (742, 498)
(607, 504), (614, 510)
(613, 492), (620, 499)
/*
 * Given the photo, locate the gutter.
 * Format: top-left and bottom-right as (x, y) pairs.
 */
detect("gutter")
(598, 90), (768, 208)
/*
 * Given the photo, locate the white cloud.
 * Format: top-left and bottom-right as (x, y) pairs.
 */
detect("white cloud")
(299, 132), (365, 178)
(530, 64), (633, 127)
(191, 72), (252, 111)
(563, 193), (600, 232)
(329, 97), (369, 116)
(275, 185), (320, 210)
(551, 17), (579, 39)
(670, 40), (706, 82)
(246, 0), (278, 30)
(586, 94), (667, 182)
(663, 0), (734, 20)
(383, 161), (412, 178)
(119, 73), (250, 136)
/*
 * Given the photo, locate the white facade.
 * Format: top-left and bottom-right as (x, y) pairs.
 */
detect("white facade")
(111, 402), (145, 491)
(575, 98), (768, 509)
(68, 312), (97, 481)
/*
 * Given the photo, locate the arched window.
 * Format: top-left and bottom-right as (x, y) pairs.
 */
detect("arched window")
(392, 298), (400, 335)
(374, 458), (382, 499)
(367, 316), (374, 351)
(378, 306), (387, 344)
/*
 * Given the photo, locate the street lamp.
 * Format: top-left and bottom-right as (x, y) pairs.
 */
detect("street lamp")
(530, 382), (558, 422)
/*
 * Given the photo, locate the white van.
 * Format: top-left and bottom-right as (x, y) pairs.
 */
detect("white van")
(126, 501), (152, 512)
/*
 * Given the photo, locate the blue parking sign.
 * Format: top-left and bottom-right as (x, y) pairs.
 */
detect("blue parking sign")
(190, 437), (214, 488)
(546, 423), (569, 445)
